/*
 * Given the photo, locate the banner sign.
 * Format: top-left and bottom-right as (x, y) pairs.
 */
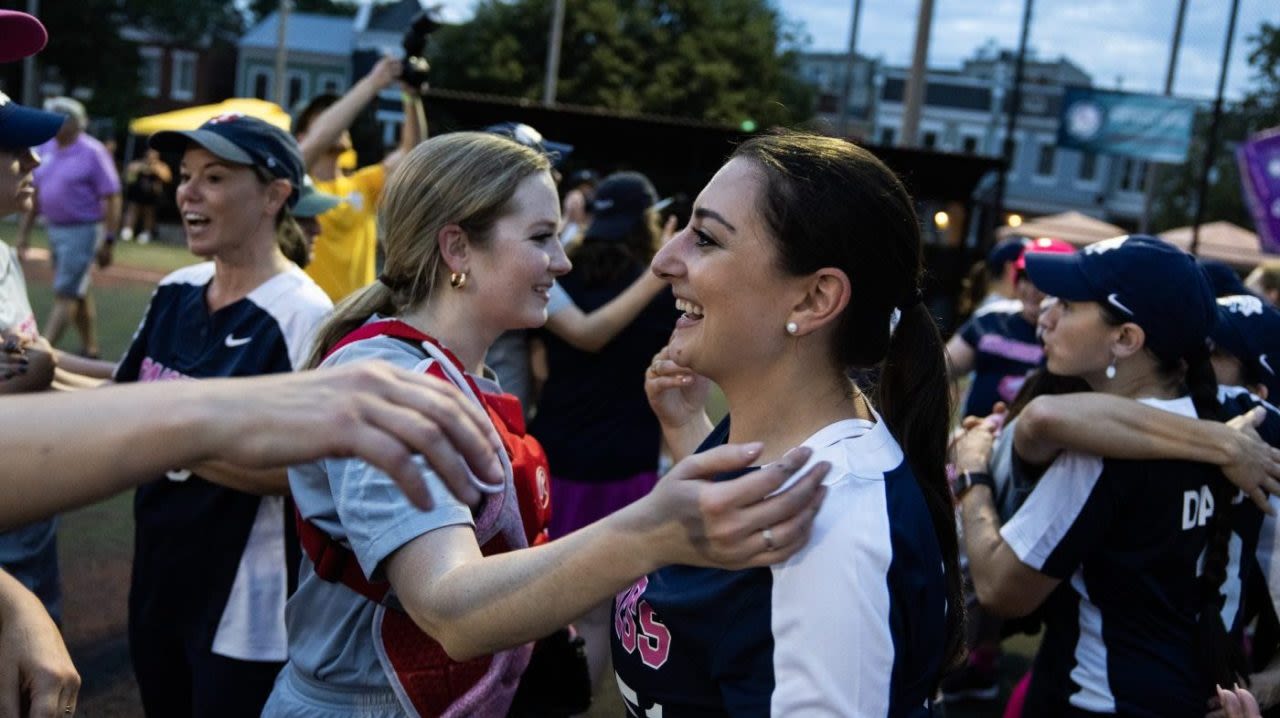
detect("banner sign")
(1238, 127), (1280, 254)
(1057, 86), (1196, 164)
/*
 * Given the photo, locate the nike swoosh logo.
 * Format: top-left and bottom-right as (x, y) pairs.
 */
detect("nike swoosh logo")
(1107, 293), (1135, 317)
(1261, 354), (1274, 376)
(224, 334), (252, 348)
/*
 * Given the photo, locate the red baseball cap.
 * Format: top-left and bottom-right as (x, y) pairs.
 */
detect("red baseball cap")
(1015, 237), (1075, 271)
(0, 10), (48, 63)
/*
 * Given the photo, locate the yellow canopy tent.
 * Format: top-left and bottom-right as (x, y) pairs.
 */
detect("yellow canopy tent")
(128, 98), (292, 136)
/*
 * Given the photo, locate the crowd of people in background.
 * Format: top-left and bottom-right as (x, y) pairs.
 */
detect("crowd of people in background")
(3, 6), (1280, 718)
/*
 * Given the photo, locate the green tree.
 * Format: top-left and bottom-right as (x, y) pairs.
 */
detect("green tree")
(1151, 22), (1280, 232)
(429, 0), (814, 127)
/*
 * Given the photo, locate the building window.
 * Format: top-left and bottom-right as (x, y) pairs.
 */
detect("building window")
(139, 47), (162, 98)
(1078, 152), (1097, 182)
(170, 50), (197, 101)
(962, 136), (978, 154)
(286, 72), (308, 109)
(1117, 159), (1147, 191)
(250, 68), (272, 100)
(318, 73), (343, 95)
(1035, 143), (1056, 177)
(922, 131), (938, 150)
(880, 127), (896, 145)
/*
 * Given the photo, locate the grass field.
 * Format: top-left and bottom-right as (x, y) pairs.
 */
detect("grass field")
(15, 227), (1036, 717)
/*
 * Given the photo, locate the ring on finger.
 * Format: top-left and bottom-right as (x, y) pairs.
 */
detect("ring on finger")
(761, 526), (776, 551)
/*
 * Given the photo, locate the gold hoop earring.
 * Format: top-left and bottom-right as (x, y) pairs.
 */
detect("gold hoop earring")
(449, 271), (468, 289)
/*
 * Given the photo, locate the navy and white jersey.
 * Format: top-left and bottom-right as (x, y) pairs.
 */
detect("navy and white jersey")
(115, 262), (331, 662)
(1217, 386), (1280, 639)
(956, 299), (1041, 417)
(612, 414), (948, 717)
(1002, 396), (1238, 716)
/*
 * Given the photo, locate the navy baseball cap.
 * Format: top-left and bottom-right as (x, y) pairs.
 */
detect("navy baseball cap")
(1199, 259), (1253, 298)
(0, 91), (65, 151)
(987, 237), (1027, 272)
(149, 114), (304, 207)
(1024, 234), (1217, 364)
(1212, 294), (1280, 399)
(585, 172), (658, 241)
(484, 122), (573, 167)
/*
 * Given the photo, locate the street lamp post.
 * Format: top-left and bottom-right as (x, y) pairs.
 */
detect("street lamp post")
(993, 0), (1034, 227)
(1190, 0), (1242, 256)
(542, 0), (567, 106)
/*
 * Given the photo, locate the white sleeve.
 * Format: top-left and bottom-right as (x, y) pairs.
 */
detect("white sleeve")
(767, 474), (896, 716)
(547, 281), (573, 316)
(1000, 451), (1105, 572)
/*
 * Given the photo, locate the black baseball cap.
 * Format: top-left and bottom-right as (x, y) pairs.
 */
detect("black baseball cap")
(584, 172), (658, 241)
(1025, 234), (1216, 364)
(0, 91), (65, 151)
(150, 114), (304, 207)
(1212, 294), (1280, 399)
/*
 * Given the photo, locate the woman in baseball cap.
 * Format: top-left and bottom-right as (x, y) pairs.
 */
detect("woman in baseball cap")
(956, 234), (1254, 715)
(116, 113), (333, 716)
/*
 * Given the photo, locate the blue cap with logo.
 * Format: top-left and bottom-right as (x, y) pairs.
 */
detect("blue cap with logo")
(0, 91), (66, 151)
(484, 122), (573, 167)
(149, 114), (304, 207)
(1024, 234), (1217, 365)
(1212, 294), (1280, 399)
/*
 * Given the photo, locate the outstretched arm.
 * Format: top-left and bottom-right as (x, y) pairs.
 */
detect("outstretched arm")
(546, 272), (667, 352)
(0, 362), (505, 529)
(1014, 394), (1280, 510)
(299, 56), (402, 171)
(389, 444), (829, 661)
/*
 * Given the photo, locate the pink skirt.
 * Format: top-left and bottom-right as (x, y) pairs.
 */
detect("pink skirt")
(548, 471), (659, 539)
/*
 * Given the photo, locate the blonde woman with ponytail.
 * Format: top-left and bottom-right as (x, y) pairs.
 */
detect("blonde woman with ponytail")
(265, 132), (829, 718)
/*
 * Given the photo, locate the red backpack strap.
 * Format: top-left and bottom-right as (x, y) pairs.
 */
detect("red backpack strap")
(294, 508), (391, 604)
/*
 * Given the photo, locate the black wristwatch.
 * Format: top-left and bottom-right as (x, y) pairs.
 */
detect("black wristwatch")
(952, 470), (996, 501)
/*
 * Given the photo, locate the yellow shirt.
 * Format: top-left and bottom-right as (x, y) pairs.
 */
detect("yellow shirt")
(306, 164), (385, 302)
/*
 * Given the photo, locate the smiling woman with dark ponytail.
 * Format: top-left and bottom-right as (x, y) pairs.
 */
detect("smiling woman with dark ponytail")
(635, 130), (963, 715)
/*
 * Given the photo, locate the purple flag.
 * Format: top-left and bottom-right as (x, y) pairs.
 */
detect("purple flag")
(1237, 128), (1280, 254)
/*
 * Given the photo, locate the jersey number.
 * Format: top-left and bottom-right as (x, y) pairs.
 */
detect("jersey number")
(615, 577), (671, 669)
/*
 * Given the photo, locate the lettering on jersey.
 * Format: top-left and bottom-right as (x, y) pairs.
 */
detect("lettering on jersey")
(1182, 485), (1215, 530)
(977, 333), (1044, 364)
(139, 357), (194, 382)
(615, 576), (671, 669)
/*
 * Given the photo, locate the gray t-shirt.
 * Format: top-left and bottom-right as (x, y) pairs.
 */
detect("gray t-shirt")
(284, 332), (477, 690)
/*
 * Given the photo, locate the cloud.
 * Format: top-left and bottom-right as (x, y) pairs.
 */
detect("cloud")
(778, 0), (1279, 99)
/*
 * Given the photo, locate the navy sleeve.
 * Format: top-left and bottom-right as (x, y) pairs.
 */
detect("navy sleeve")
(958, 315), (982, 348)
(1001, 452), (1112, 579)
(113, 289), (159, 383)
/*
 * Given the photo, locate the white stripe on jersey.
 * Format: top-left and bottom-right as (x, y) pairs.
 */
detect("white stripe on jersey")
(1068, 573), (1117, 713)
(1000, 452), (1105, 571)
(212, 496), (290, 661)
(769, 417), (899, 717)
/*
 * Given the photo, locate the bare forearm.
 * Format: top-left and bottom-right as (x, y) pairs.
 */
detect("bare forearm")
(16, 204), (36, 242)
(402, 92), (425, 150)
(53, 350), (115, 379)
(103, 194), (121, 235)
(661, 415), (713, 464)
(189, 461), (289, 495)
(1016, 394), (1236, 467)
(0, 384), (215, 527)
(301, 76), (380, 169)
(549, 273), (666, 352)
(396, 507), (660, 660)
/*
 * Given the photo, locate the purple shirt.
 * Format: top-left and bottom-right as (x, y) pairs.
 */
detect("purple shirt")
(32, 134), (121, 226)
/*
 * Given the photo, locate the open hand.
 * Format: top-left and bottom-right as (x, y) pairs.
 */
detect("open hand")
(1223, 407), (1280, 514)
